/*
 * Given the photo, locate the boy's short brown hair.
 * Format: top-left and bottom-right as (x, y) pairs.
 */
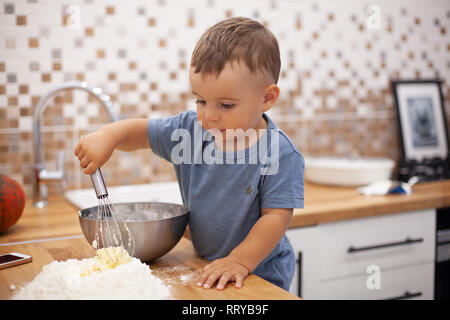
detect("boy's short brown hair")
(191, 17), (281, 85)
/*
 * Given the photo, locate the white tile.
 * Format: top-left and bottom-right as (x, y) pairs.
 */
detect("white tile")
(19, 116), (32, 131)
(18, 95), (31, 106)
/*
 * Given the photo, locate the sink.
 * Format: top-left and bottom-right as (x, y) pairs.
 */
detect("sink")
(64, 181), (183, 209)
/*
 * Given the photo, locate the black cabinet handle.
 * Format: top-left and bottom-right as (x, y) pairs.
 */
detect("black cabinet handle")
(384, 291), (422, 300)
(296, 251), (302, 297)
(347, 237), (423, 253)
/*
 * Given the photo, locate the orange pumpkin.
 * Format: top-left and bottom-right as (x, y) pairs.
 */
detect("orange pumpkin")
(0, 174), (25, 233)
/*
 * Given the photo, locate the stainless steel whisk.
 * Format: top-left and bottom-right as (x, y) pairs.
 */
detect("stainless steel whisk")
(90, 168), (135, 261)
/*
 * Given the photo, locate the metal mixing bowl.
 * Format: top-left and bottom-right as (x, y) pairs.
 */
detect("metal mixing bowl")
(78, 202), (189, 262)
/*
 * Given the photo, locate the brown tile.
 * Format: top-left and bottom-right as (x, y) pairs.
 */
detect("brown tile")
(96, 49), (105, 58)
(188, 16), (195, 28)
(148, 17), (156, 26)
(9, 119), (18, 127)
(65, 118), (74, 126)
(0, 62), (4, 72)
(28, 37), (39, 48)
(41, 73), (51, 82)
(20, 132), (31, 140)
(53, 62), (62, 71)
(108, 72), (116, 80)
(20, 107), (30, 116)
(75, 73), (84, 81)
(8, 96), (18, 106)
(119, 83), (137, 91)
(0, 85), (5, 95)
(106, 6), (115, 15)
(129, 61), (136, 69)
(31, 96), (40, 106)
(19, 85), (28, 94)
(85, 27), (94, 37)
(16, 15), (26, 25)
(0, 153), (10, 164)
(159, 39), (166, 47)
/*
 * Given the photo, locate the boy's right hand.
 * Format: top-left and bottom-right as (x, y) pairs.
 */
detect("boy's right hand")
(74, 130), (116, 175)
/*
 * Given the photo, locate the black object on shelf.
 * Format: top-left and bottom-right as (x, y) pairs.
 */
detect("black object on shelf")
(396, 155), (450, 183)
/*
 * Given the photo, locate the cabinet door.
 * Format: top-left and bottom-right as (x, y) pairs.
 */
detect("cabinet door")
(307, 262), (434, 300)
(315, 209), (435, 280)
(286, 226), (318, 297)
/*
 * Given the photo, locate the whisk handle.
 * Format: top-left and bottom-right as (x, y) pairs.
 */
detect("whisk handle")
(90, 168), (108, 199)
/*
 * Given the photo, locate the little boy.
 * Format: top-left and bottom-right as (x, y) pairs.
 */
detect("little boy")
(74, 17), (304, 291)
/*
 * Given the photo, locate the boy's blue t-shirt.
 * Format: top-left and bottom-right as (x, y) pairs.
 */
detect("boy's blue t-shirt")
(147, 110), (304, 290)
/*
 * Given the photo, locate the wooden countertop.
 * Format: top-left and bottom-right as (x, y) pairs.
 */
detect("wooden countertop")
(2, 180), (450, 243)
(1, 179), (449, 299)
(291, 179), (450, 227)
(0, 197), (298, 300)
(0, 237), (298, 300)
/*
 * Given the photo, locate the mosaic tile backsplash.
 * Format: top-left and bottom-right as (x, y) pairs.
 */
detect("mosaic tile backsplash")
(0, 0), (449, 197)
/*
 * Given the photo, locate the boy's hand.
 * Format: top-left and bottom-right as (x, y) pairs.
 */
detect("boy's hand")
(196, 256), (249, 290)
(74, 130), (116, 174)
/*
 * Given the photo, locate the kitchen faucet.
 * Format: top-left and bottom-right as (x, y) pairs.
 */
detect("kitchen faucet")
(32, 81), (119, 207)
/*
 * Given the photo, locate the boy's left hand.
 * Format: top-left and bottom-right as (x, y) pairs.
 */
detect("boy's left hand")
(196, 256), (249, 290)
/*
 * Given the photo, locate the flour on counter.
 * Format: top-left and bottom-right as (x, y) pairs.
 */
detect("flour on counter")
(12, 256), (171, 300)
(153, 266), (198, 286)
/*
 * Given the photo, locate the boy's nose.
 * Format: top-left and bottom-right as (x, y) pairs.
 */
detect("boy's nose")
(204, 107), (220, 124)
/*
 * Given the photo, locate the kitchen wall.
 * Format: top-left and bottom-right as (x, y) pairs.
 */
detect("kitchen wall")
(0, 0), (449, 197)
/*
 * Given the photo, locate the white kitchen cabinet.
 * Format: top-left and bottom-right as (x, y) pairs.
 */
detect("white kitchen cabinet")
(286, 209), (436, 299)
(309, 262), (434, 300)
(315, 209), (435, 280)
(286, 225), (318, 297)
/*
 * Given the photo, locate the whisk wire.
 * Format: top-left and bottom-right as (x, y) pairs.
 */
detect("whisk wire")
(91, 169), (135, 263)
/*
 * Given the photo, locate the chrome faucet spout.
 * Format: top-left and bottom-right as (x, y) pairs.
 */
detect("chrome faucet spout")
(32, 81), (118, 207)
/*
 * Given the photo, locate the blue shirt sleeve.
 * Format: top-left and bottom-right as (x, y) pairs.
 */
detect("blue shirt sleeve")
(259, 152), (305, 209)
(148, 111), (195, 163)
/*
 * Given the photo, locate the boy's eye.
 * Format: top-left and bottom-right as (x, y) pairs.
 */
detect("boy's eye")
(195, 99), (206, 105)
(221, 103), (234, 109)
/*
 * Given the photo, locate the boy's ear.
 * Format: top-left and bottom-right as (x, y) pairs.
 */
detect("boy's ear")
(262, 84), (280, 112)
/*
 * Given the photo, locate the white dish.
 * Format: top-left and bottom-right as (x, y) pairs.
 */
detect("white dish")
(64, 181), (182, 209)
(304, 156), (395, 187)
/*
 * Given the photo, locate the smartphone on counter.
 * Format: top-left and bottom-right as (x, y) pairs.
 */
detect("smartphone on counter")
(0, 252), (32, 270)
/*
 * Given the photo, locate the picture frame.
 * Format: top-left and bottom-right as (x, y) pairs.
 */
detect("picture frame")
(392, 79), (450, 162)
